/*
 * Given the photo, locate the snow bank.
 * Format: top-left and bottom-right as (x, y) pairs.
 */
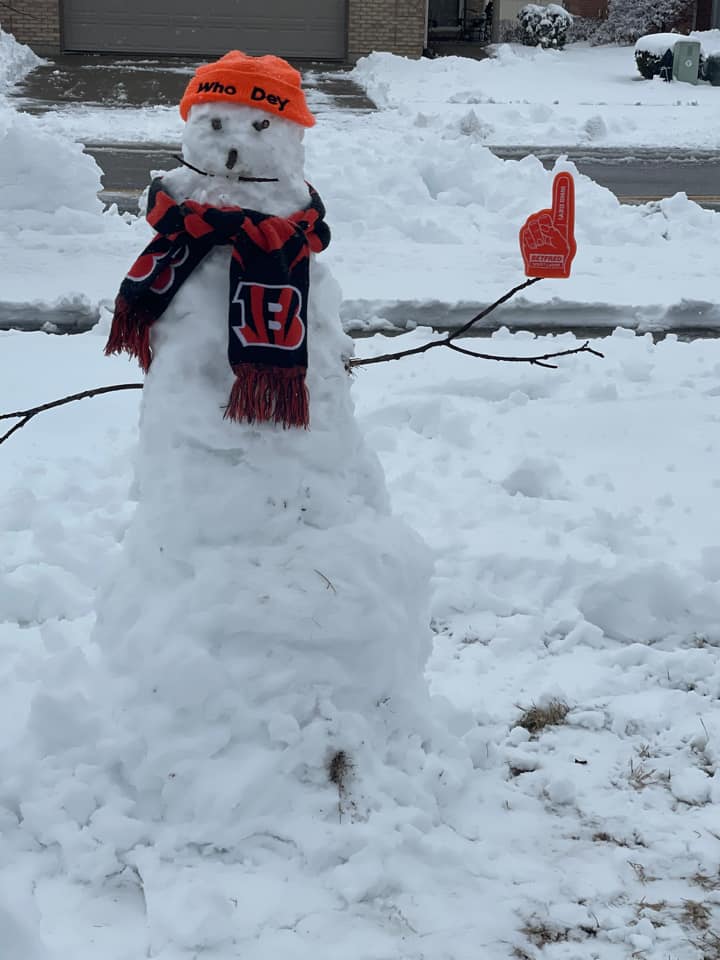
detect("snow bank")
(691, 27), (720, 54)
(0, 106), (102, 214)
(0, 96), (147, 320)
(0, 23), (42, 94)
(310, 111), (720, 327)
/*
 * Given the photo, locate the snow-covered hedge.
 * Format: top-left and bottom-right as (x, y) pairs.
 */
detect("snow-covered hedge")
(633, 33), (679, 79)
(517, 4), (572, 49)
(633, 30), (720, 81)
(593, 0), (692, 45)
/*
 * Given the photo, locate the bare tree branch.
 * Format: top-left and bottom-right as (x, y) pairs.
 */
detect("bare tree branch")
(347, 276), (603, 370)
(0, 278), (604, 447)
(445, 340), (604, 368)
(0, 383), (143, 446)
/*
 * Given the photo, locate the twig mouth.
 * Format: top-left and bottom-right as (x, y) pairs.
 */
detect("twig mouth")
(172, 154), (279, 183)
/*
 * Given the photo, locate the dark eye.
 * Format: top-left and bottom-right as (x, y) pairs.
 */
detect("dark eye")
(253, 118), (270, 132)
(211, 118), (222, 131)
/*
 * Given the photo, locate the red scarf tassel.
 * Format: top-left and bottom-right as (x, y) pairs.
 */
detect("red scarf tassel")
(104, 297), (153, 373)
(225, 365), (309, 429)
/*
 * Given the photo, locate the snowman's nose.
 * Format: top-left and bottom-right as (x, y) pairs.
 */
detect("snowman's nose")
(226, 149), (238, 171)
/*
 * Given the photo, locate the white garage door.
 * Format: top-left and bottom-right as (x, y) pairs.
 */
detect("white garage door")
(62, 0), (347, 59)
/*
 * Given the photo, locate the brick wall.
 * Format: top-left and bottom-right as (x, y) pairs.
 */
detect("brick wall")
(347, 0), (428, 60)
(4, 0), (428, 60)
(564, 0), (608, 16)
(1, 0), (60, 52)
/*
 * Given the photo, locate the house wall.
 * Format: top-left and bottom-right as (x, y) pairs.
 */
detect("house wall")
(347, 0), (428, 59)
(4, 0), (429, 60)
(564, 0), (608, 16)
(0, 0), (60, 54)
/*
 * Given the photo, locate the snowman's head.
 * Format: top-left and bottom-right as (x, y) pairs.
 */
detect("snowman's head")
(179, 50), (315, 186)
(182, 101), (305, 185)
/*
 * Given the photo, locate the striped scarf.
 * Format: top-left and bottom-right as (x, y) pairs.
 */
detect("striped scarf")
(105, 178), (330, 428)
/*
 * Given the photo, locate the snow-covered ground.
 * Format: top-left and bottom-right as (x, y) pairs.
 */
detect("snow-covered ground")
(3, 27), (720, 958)
(3, 319), (720, 960)
(353, 38), (720, 151)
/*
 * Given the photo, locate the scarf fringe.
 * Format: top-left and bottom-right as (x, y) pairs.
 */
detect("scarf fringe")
(104, 297), (153, 372)
(225, 365), (309, 429)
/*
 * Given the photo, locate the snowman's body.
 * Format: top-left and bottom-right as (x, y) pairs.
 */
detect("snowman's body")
(94, 97), (440, 851)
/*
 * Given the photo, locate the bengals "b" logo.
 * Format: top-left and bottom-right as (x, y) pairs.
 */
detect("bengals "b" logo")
(231, 282), (304, 351)
(127, 240), (190, 296)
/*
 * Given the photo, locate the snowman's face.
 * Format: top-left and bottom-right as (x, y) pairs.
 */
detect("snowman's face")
(183, 102), (305, 184)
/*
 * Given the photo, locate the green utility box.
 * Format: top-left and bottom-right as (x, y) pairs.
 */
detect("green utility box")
(672, 40), (701, 84)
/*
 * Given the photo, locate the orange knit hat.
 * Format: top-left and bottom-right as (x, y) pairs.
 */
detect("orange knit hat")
(179, 51), (315, 127)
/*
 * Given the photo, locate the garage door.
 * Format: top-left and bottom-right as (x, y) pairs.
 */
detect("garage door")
(62, 0), (347, 59)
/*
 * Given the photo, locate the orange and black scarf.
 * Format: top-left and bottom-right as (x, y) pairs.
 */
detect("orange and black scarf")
(106, 178), (330, 428)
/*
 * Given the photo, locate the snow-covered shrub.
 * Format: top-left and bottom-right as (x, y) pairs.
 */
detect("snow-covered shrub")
(634, 48), (667, 79)
(593, 0), (692, 45)
(517, 4), (572, 49)
(703, 51), (720, 84)
(633, 34), (679, 78)
(567, 16), (597, 42)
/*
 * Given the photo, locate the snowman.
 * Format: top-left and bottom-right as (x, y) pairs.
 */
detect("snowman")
(94, 54), (468, 937)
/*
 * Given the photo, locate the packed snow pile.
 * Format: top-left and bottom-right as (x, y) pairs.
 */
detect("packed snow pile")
(0, 97), (145, 316)
(0, 22), (145, 319)
(0, 106), (102, 215)
(0, 22), (42, 94)
(691, 27), (720, 54)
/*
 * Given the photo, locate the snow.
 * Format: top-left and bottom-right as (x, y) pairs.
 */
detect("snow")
(635, 29), (720, 57)
(4, 321), (720, 959)
(527, 2), (572, 17)
(5, 40), (720, 333)
(351, 44), (720, 149)
(634, 32), (683, 56)
(0, 23), (42, 94)
(3, 29), (720, 958)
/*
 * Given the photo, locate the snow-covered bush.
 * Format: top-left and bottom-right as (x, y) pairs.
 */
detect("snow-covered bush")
(517, 4), (572, 49)
(567, 16), (596, 42)
(593, 0), (692, 45)
(703, 51), (720, 84)
(633, 33), (678, 78)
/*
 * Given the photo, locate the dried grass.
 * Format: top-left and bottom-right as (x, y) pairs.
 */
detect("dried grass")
(516, 699), (570, 735)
